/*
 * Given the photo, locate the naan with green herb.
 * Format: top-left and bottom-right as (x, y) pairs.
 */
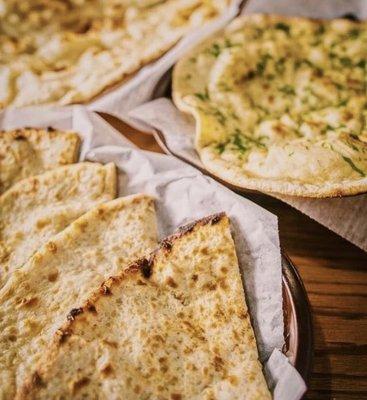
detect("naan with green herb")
(173, 14), (367, 197)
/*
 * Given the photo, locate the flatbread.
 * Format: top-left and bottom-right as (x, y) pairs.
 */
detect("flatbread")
(0, 162), (116, 287)
(0, 0), (230, 107)
(173, 14), (367, 197)
(0, 194), (157, 399)
(18, 213), (271, 400)
(0, 127), (80, 193)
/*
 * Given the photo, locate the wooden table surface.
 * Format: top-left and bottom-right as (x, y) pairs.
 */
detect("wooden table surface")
(104, 114), (367, 400)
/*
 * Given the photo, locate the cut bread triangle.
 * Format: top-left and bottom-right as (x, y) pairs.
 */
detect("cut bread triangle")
(0, 127), (80, 193)
(19, 213), (271, 400)
(0, 194), (158, 399)
(0, 162), (116, 286)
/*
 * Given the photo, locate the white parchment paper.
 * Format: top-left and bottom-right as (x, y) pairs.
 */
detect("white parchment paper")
(0, 105), (306, 399)
(86, 0), (243, 126)
(128, 0), (367, 252)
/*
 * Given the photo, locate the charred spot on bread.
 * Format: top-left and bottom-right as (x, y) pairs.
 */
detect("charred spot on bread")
(67, 307), (84, 321)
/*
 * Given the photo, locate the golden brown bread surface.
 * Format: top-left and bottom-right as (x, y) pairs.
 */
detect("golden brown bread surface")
(0, 162), (116, 287)
(173, 14), (367, 197)
(0, 194), (158, 399)
(0, 127), (80, 193)
(19, 213), (271, 400)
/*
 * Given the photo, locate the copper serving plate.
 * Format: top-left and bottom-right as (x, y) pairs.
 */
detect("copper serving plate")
(281, 252), (313, 382)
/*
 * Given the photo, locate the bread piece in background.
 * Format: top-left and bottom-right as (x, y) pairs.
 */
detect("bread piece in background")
(0, 194), (158, 399)
(0, 127), (80, 193)
(0, 162), (116, 287)
(0, 0), (231, 107)
(173, 14), (367, 197)
(19, 213), (270, 400)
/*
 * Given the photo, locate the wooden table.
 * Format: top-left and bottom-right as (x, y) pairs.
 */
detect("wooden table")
(104, 114), (367, 400)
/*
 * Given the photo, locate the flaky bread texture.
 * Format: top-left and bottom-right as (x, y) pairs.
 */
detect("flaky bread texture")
(0, 162), (116, 286)
(0, 127), (80, 193)
(0, 194), (158, 399)
(19, 213), (270, 400)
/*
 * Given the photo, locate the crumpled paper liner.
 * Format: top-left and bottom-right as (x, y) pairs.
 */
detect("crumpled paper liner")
(0, 105), (306, 399)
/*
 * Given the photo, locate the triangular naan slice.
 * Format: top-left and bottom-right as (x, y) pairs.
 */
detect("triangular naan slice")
(0, 194), (157, 399)
(0, 162), (116, 286)
(19, 213), (271, 400)
(0, 127), (80, 193)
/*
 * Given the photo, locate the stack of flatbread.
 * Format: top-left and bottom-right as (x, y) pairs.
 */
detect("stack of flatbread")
(0, 127), (271, 399)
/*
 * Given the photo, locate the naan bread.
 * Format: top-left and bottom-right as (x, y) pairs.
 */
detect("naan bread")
(0, 194), (157, 399)
(19, 213), (270, 400)
(0, 162), (116, 286)
(0, 0), (230, 107)
(0, 127), (80, 193)
(173, 14), (367, 197)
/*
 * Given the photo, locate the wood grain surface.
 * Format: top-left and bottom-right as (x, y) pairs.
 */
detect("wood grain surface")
(102, 114), (367, 400)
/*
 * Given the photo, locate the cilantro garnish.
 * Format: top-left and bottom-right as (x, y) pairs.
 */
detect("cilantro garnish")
(274, 22), (290, 35)
(194, 88), (210, 101)
(279, 85), (295, 95)
(342, 156), (365, 176)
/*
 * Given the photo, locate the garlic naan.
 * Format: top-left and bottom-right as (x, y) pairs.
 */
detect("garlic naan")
(173, 14), (367, 197)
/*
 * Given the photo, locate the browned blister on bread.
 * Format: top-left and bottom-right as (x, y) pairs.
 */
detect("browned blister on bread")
(0, 162), (116, 286)
(18, 213), (271, 400)
(0, 127), (80, 193)
(0, 194), (158, 399)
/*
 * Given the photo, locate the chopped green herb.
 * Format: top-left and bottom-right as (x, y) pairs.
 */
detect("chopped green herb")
(316, 24), (325, 35)
(232, 133), (248, 153)
(233, 129), (266, 149)
(279, 85), (295, 95)
(223, 39), (241, 49)
(338, 99), (348, 107)
(216, 142), (226, 154)
(334, 82), (344, 90)
(206, 39), (240, 59)
(256, 54), (272, 75)
(340, 57), (352, 67)
(194, 88), (210, 101)
(356, 60), (366, 69)
(348, 28), (360, 39)
(230, 112), (239, 120)
(302, 59), (315, 68)
(212, 109), (226, 125)
(274, 22), (290, 35)
(342, 156), (365, 176)
(217, 81), (231, 92)
(275, 57), (286, 74)
(321, 124), (334, 134)
(207, 43), (221, 58)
